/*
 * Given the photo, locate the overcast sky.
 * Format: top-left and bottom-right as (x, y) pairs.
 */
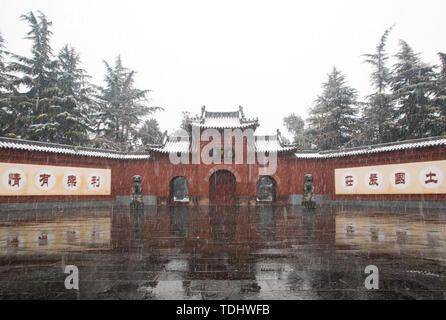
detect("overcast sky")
(1, 0), (446, 138)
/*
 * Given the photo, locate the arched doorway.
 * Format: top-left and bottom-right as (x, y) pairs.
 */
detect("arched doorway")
(256, 176), (276, 202)
(209, 170), (236, 204)
(169, 176), (189, 203)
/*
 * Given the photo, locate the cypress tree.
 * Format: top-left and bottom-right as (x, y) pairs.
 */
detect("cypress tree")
(307, 67), (359, 150)
(390, 40), (436, 140)
(138, 118), (163, 146)
(0, 32), (15, 137)
(362, 27), (396, 143)
(427, 52), (446, 136)
(93, 56), (161, 151)
(8, 11), (61, 141)
(55, 44), (93, 145)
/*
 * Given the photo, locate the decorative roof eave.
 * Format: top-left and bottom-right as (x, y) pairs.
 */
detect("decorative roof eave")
(254, 132), (299, 153)
(294, 136), (446, 159)
(191, 121), (259, 129)
(147, 147), (189, 154)
(0, 137), (151, 160)
(186, 105), (260, 130)
(256, 146), (298, 153)
(146, 136), (191, 154)
(278, 146), (299, 153)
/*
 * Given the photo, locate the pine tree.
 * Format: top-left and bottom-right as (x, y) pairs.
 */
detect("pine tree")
(94, 56), (161, 151)
(7, 11), (61, 141)
(0, 32), (16, 137)
(180, 111), (191, 132)
(54, 44), (93, 145)
(307, 67), (359, 150)
(138, 118), (163, 146)
(362, 26), (396, 144)
(283, 113), (307, 147)
(390, 40), (436, 140)
(428, 52), (446, 136)
(0, 32), (7, 90)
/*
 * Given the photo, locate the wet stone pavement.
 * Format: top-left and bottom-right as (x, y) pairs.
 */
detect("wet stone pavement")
(0, 205), (446, 299)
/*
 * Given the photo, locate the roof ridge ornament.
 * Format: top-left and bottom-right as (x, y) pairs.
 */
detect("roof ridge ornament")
(276, 129), (283, 145)
(201, 105), (206, 119)
(162, 130), (168, 145)
(239, 105), (245, 120)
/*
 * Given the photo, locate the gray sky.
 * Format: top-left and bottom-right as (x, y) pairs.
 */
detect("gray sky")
(1, 0), (446, 139)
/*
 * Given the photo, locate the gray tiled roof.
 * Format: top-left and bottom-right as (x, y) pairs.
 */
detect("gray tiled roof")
(3, 135), (444, 160)
(254, 135), (297, 153)
(148, 136), (190, 154)
(147, 134), (297, 154)
(294, 136), (446, 159)
(191, 116), (258, 129)
(0, 137), (150, 160)
(188, 107), (259, 129)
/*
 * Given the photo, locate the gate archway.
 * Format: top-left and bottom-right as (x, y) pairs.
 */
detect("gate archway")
(169, 176), (189, 203)
(209, 170), (236, 204)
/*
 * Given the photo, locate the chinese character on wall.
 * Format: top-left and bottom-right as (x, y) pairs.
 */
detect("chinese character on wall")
(391, 169), (410, 190)
(87, 173), (103, 191)
(419, 166), (443, 190)
(35, 170), (56, 191)
(63, 172), (80, 191)
(424, 171), (438, 184)
(345, 175), (354, 187)
(91, 176), (100, 188)
(67, 175), (77, 187)
(394, 172), (406, 185)
(368, 173), (379, 186)
(365, 171), (381, 190)
(8, 173), (21, 187)
(2, 169), (26, 191)
(39, 173), (51, 187)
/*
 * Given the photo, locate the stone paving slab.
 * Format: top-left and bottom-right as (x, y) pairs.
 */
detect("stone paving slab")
(1, 205), (446, 299)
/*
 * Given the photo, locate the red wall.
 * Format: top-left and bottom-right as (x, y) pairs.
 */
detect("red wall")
(0, 149), (123, 203)
(149, 152), (292, 202)
(290, 145), (446, 202)
(1, 143), (446, 204)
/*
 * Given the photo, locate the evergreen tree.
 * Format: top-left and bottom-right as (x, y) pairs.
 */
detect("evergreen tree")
(94, 56), (161, 151)
(0, 32), (16, 137)
(428, 52), (446, 136)
(138, 118), (163, 146)
(0, 32), (8, 90)
(283, 113), (307, 147)
(54, 44), (93, 145)
(390, 40), (436, 140)
(180, 111), (191, 132)
(307, 67), (359, 150)
(7, 11), (61, 141)
(361, 26), (396, 144)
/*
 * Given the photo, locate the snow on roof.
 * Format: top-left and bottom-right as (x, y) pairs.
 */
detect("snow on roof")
(196, 116), (258, 129)
(147, 134), (297, 154)
(294, 136), (446, 159)
(3, 135), (445, 160)
(254, 135), (297, 153)
(0, 137), (150, 160)
(148, 136), (190, 154)
(187, 106), (259, 129)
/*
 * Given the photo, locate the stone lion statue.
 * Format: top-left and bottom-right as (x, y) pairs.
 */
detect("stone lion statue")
(130, 175), (144, 209)
(302, 174), (316, 209)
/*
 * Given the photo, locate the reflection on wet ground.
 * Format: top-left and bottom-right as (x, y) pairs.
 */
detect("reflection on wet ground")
(0, 205), (446, 299)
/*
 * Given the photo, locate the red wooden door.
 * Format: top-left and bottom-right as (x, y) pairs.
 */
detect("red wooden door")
(209, 170), (236, 204)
